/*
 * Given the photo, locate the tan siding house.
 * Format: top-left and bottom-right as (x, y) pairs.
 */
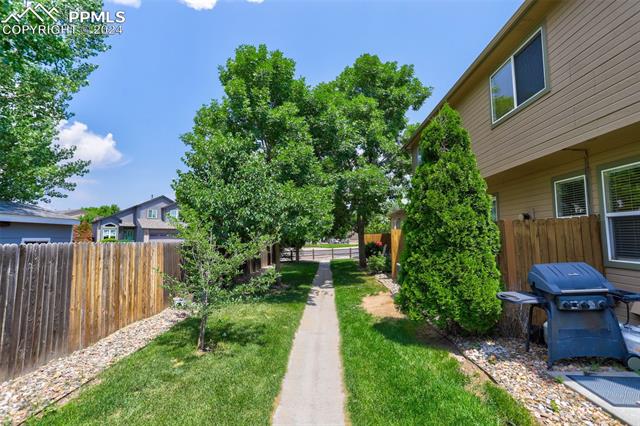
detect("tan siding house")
(404, 0), (640, 303)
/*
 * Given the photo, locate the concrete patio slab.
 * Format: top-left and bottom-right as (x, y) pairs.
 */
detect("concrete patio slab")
(549, 371), (640, 425)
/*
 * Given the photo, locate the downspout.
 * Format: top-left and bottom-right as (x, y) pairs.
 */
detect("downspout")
(563, 148), (592, 214)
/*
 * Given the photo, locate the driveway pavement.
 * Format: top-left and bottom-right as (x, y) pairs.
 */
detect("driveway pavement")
(272, 261), (346, 425)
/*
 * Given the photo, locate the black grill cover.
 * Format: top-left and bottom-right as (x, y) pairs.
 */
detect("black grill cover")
(528, 262), (614, 295)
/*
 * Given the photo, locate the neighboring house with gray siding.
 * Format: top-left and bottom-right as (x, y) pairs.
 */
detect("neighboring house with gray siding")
(92, 196), (180, 242)
(0, 201), (78, 244)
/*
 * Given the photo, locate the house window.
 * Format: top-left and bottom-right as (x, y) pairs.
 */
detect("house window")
(490, 28), (547, 123)
(601, 161), (640, 264)
(102, 224), (118, 240)
(490, 194), (499, 221)
(21, 238), (51, 244)
(554, 175), (588, 218)
(147, 209), (158, 219)
(168, 209), (179, 219)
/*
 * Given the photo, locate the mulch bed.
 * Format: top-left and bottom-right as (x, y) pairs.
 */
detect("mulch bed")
(0, 309), (187, 424)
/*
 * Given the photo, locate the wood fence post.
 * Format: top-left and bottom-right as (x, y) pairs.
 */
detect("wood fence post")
(502, 220), (517, 290)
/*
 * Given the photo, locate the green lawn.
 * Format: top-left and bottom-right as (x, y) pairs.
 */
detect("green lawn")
(331, 259), (534, 426)
(304, 243), (357, 248)
(31, 262), (319, 426)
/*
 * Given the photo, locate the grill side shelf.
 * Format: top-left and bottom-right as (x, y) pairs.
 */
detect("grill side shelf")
(497, 291), (546, 305)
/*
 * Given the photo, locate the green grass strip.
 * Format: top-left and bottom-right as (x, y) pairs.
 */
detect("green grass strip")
(30, 262), (319, 426)
(331, 259), (534, 426)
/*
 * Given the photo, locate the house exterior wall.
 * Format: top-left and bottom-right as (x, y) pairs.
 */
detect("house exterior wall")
(406, 0), (640, 315)
(0, 222), (74, 244)
(411, 0), (640, 177)
(452, 0), (640, 179)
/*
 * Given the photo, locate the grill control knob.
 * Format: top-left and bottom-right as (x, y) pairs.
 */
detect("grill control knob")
(597, 300), (607, 309)
(580, 301), (590, 310)
(561, 301), (571, 309)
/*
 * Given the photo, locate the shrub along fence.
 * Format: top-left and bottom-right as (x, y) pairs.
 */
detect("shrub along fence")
(0, 242), (181, 381)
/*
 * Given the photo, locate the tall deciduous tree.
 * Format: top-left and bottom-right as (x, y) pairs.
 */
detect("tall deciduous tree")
(397, 105), (502, 333)
(0, 0), (108, 203)
(308, 54), (430, 266)
(177, 45), (333, 272)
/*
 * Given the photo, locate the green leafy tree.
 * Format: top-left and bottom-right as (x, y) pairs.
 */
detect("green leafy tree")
(163, 221), (277, 351)
(177, 45), (333, 271)
(397, 105), (502, 333)
(308, 54), (430, 266)
(365, 214), (390, 234)
(0, 0), (108, 203)
(80, 204), (120, 223)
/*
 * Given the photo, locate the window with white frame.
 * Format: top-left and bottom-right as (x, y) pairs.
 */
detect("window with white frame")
(101, 224), (118, 240)
(601, 161), (640, 264)
(490, 28), (547, 123)
(168, 209), (179, 219)
(147, 209), (158, 219)
(490, 194), (499, 221)
(554, 175), (588, 218)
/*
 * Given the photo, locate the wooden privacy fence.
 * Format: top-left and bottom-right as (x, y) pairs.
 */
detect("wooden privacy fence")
(387, 215), (605, 336)
(390, 229), (404, 281)
(497, 215), (604, 335)
(363, 233), (391, 248)
(0, 242), (181, 381)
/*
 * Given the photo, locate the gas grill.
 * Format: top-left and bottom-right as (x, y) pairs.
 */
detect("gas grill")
(497, 262), (640, 369)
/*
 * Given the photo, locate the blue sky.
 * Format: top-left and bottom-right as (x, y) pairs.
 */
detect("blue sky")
(50, 0), (523, 211)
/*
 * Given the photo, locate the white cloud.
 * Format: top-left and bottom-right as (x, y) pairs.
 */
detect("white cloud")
(178, 0), (263, 10)
(107, 0), (141, 7)
(180, 0), (218, 10)
(56, 121), (125, 169)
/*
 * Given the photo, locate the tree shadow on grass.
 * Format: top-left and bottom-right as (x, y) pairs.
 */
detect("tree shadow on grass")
(372, 317), (454, 355)
(330, 260), (368, 287)
(153, 317), (267, 353)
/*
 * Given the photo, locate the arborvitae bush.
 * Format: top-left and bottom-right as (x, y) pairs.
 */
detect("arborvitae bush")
(397, 104), (502, 333)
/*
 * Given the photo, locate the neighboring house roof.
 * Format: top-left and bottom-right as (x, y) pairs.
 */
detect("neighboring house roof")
(404, 0), (538, 151)
(92, 195), (175, 224)
(0, 201), (79, 226)
(60, 208), (86, 219)
(137, 219), (177, 230)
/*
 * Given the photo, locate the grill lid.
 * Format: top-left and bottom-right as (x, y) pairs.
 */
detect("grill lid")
(528, 262), (614, 295)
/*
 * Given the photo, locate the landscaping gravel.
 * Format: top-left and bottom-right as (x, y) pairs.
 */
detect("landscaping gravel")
(374, 273), (399, 295)
(453, 336), (623, 425)
(0, 308), (187, 424)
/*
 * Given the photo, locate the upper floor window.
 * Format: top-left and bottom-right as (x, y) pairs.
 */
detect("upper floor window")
(490, 28), (547, 123)
(554, 175), (588, 218)
(147, 209), (158, 219)
(168, 209), (179, 219)
(601, 161), (640, 264)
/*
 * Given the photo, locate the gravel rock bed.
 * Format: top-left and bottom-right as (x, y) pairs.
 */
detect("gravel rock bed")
(453, 336), (624, 425)
(374, 273), (399, 295)
(0, 308), (187, 424)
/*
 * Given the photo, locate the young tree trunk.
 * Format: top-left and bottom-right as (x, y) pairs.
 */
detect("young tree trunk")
(198, 291), (209, 351)
(295, 247), (300, 262)
(357, 216), (366, 268)
(275, 243), (282, 284)
(198, 313), (208, 351)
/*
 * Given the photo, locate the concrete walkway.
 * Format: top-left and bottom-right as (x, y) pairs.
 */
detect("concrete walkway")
(273, 261), (346, 426)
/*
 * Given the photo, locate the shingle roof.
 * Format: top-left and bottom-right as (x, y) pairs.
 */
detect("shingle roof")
(0, 201), (79, 225)
(137, 219), (178, 230)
